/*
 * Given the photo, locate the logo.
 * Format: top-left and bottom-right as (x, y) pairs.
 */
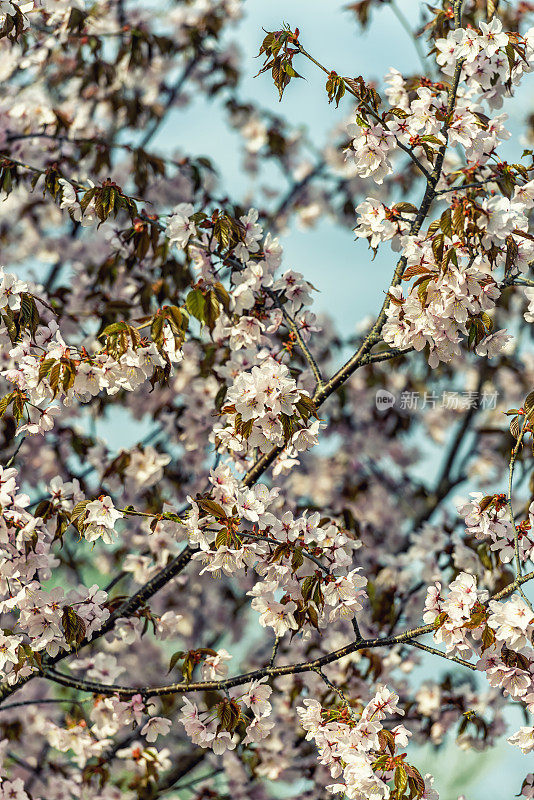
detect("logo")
(375, 389), (396, 410)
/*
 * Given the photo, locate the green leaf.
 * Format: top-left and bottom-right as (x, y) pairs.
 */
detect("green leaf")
(402, 264), (432, 281)
(204, 290), (220, 332)
(166, 305), (187, 331)
(416, 277), (431, 308)
(70, 499), (90, 522)
(481, 624), (496, 652)
(101, 321), (130, 337)
(215, 528), (228, 549)
(213, 282), (231, 313)
(378, 728), (395, 755)
(439, 207), (452, 237)
(214, 384), (227, 412)
(291, 547), (304, 571)
(405, 765), (425, 797)
(197, 496), (227, 519)
(49, 362), (61, 397)
(394, 764), (408, 795)
(186, 289), (206, 322)
(301, 575), (317, 601)
(79, 187), (96, 213)
(284, 62), (302, 78)
(0, 392), (14, 418)
(19, 293), (39, 334)
(388, 107), (410, 118)
(505, 41), (515, 73)
(61, 606), (86, 649)
(463, 609), (486, 629)
(38, 359), (57, 383)
(12, 392), (24, 421)
(307, 604), (319, 629)
(420, 134), (443, 146)
(524, 390), (534, 419)
(433, 611), (448, 629)
(394, 202), (418, 215)
(510, 415), (520, 440)
(505, 234), (518, 274)
(151, 313), (165, 344)
(168, 651), (185, 673)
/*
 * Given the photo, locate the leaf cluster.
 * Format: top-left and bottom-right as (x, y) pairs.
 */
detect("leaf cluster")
(256, 26), (303, 101)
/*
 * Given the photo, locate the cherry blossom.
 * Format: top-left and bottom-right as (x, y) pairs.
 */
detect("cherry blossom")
(1, 2), (534, 799)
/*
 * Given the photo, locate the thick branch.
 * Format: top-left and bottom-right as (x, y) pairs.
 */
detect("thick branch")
(35, 568), (534, 700)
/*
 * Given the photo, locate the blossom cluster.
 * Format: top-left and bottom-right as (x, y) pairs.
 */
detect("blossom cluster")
(459, 492), (534, 564)
(347, 21), (517, 187)
(436, 18), (533, 108)
(180, 676), (274, 754)
(0, 467), (114, 679)
(380, 243), (514, 367)
(214, 356), (321, 459)
(78, 495), (124, 545)
(182, 464), (366, 636)
(297, 686), (436, 800)
(345, 17), (534, 369)
(0, 268), (183, 438)
(424, 571), (534, 755)
(3, 1), (534, 798)
(166, 202), (317, 342)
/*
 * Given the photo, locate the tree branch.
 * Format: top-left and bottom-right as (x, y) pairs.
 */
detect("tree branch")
(34, 568), (534, 700)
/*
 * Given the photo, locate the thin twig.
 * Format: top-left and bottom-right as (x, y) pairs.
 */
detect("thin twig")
(313, 666), (354, 710)
(269, 636), (281, 668)
(0, 697), (89, 712)
(265, 287), (325, 390)
(351, 617), (362, 642)
(138, 56), (199, 150)
(0, 1), (466, 709)
(507, 416), (534, 611)
(239, 530), (330, 574)
(5, 435), (26, 468)
(172, 769), (223, 793)
(435, 177), (498, 195)
(405, 639), (477, 671)
(296, 43), (432, 181)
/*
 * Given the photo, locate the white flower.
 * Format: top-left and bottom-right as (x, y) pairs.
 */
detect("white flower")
(167, 203), (195, 249)
(524, 288), (534, 323)
(141, 716), (172, 742)
(0, 778), (31, 800)
(422, 773), (440, 800)
(0, 268), (28, 311)
(242, 677), (272, 718)
(354, 198), (402, 248)
(84, 496), (123, 544)
(250, 595), (298, 636)
(200, 649), (232, 681)
(243, 715), (275, 744)
(508, 726), (534, 753)
(487, 596), (534, 650)
(124, 446), (171, 488)
(475, 329), (512, 357)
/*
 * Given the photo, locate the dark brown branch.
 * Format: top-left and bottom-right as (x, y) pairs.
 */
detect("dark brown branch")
(36, 568), (534, 700)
